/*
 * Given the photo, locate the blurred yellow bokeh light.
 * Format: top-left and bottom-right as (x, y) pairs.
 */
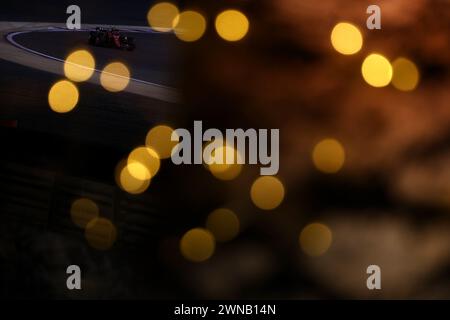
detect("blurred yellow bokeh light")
(180, 228), (215, 262)
(212, 162), (242, 180)
(85, 217), (117, 250)
(48, 80), (79, 113)
(127, 146), (160, 181)
(361, 53), (392, 87)
(299, 223), (332, 257)
(70, 198), (99, 228)
(147, 2), (179, 32)
(100, 62), (130, 92)
(206, 144), (242, 181)
(330, 22), (363, 55)
(64, 50), (95, 82)
(146, 125), (178, 159)
(173, 10), (206, 42)
(392, 57), (420, 91)
(312, 139), (345, 174)
(206, 208), (240, 242)
(250, 176), (285, 210)
(118, 163), (151, 194)
(215, 9), (249, 42)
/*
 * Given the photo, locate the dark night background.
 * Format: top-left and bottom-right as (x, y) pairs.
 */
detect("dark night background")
(1, 0), (450, 299)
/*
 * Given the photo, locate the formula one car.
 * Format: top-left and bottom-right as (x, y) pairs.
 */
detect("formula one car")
(88, 27), (135, 51)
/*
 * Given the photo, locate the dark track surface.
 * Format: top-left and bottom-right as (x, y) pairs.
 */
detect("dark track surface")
(0, 1), (195, 299)
(12, 30), (180, 87)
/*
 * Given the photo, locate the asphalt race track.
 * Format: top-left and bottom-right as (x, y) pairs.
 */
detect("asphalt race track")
(11, 29), (178, 87)
(0, 1), (199, 299)
(0, 22), (181, 147)
(1, 22), (179, 102)
(0, 21), (187, 298)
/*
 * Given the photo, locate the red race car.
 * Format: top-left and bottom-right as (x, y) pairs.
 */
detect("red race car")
(88, 27), (135, 51)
